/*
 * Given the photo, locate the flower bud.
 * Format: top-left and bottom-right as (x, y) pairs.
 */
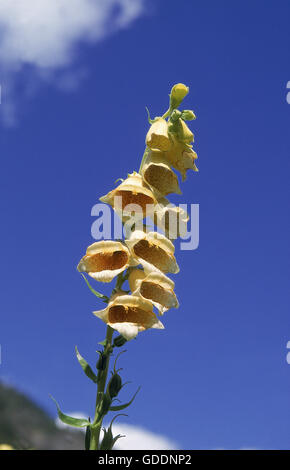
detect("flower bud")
(170, 83), (189, 108)
(99, 426), (114, 450)
(176, 119), (194, 144)
(181, 110), (196, 121)
(113, 335), (127, 348)
(170, 109), (182, 122)
(107, 372), (122, 398)
(96, 351), (107, 371)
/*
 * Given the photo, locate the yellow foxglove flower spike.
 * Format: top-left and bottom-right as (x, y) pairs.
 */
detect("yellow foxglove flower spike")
(100, 171), (157, 218)
(77, 240), (132, 283)
(141, 150), (182, 197)
(146, 118), (172, 152)
(126, 230), (180, 274)
(93, 294), (164, 340)
(129, 269), (179, 315)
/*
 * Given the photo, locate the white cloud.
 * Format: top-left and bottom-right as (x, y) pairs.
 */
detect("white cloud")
(0, 0), (145, 125)
(55, 413), (179, 450)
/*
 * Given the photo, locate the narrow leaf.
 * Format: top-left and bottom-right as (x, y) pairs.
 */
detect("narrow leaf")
(85, 423), (91, 450)
(81, 274), (109, 303)
(109, 387), (140, 411)
(75, 346), (98, 383)
(50, 395), (90, 428)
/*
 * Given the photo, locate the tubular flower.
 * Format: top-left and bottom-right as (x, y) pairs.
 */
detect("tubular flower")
(163, 135), (198, 181)
(93, 293), (164, 340)
(129, 269), (179, 315)
(77, 241), (132, 282)
(153, 197), (189, 239)
(141, 150), (181, 197)
(100, 171), (157, 218)
(126, 230), (179, 274)
(146, 118), (172, 152)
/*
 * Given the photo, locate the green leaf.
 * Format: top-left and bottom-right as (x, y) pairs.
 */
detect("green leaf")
(75, 346), (98, 383)
(109, 386), (140, 411)
(85, 422), (91, 450)
(50, 395), (90, 428)
(81, 274), (109, 303)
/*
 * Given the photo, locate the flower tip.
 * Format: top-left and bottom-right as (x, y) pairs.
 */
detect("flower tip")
(170, 83), (189, 106)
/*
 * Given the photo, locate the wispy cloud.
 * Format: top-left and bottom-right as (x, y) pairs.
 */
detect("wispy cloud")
(0, 0), (145, 125)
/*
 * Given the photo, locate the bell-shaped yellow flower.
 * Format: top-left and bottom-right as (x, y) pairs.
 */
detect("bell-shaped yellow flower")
(146, 118), (172, 152)
(93, 293), (164, 340)
(126, 230), (179, 274)
(152, 197), (189, 239)
(163, 136), (198, 181)
(141, 151), (181, 197)
(77, 240), (132, 282)
(100, 172), (157, 218)
(129, 269), (179, 315)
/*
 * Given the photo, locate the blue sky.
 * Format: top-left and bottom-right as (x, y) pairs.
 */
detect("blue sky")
(0, 0), (289, 450)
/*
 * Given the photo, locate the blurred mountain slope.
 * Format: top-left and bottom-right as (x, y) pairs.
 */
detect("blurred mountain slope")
(0, 382), (84, 450)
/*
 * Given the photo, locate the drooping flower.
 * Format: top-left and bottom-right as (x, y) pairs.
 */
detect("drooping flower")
(77, 240), (132, 282)
(152, 197), (189, 239)
(129, 268), (179, 315)
(100, 172), (157, 218)
(141, 150), (181, 197)
(163, 135), (198, 181)
(93, 293), (164, 340)
(126, 230), (180, 274)
(146, 118), (172, 152)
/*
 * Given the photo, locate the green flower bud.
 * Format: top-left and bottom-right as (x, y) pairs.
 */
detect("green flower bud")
(96, 351), (107, 371)
(170, 109), (182, 122)
(181, 110), (196, 121)
(113, 335), (127, 348)
(107, 372), (122, 399)
(99, 426), (114, 450)
(99, 415), (126, 450)
(170, 83), (189, 109)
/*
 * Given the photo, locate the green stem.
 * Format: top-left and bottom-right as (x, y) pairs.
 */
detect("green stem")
(138, 146), (150, 173)
(89, 325), (114, 450)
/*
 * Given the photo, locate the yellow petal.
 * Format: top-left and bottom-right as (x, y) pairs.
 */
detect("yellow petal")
(100, 172), (157, 217)
(141, 151), (181, 197)
(146, 118), (172, 152)
(126, 230), (179, 274)
(129, 270), (179, 314)
(77, 240), (131, 283)
(93, 294), (164, 340)
(163, 136), (198, 181)
(153, 197), (189, 239)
